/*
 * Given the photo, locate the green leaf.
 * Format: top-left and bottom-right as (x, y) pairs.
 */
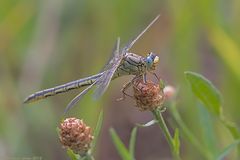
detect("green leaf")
(217, 140), (240, 160)
(185, 71), (240, 155)
(220, 115), (240, 140)
(173, 128), (180, 155)
(169, 102), (214, 160)
(91, 110), (103, 153)
(136, 120), (158, 128)
(109, 128), (132, 160)
(197, 103), (218, 156)
(129, 127), (137, 159)
(185, 71), (222, 116)
(67, 148), (80, 160)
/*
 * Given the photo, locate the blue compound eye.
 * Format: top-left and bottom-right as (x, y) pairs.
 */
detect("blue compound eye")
(146, 56), (153, 65)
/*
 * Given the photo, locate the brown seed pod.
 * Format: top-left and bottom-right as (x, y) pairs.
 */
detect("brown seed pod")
(133, 78), (165, 111)
(59, 118), (94, 155)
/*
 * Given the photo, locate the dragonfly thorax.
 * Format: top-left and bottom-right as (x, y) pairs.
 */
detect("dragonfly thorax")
(113, 52), (158, 78)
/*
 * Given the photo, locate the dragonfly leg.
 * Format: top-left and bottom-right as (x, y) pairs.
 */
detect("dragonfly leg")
(149, 72), (160, 81)
(153, 72), (160, 81)
(143, 72), (160, 83)
(143, 73), (147, 83)
(116, 80), (134, 101)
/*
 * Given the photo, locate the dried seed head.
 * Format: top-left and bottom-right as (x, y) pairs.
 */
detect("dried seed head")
(59, 118), (94, 155)
(133, 78), (165, 111)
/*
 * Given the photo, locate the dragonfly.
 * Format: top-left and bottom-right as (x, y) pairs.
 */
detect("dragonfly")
(24, 15), (160, 113)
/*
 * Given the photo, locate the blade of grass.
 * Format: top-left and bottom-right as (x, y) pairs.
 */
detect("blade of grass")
(208, 26), (240, 82)
(173, 128), (180, 156)
(129, 127), (137, 159)
(197, 103), (218, 156)
(217, 140), (240, 160)
(90, 110), (103, 153)
(152, 109), (181, 160)
(109, 128), (132, 160)
(169, 101), (214, 160)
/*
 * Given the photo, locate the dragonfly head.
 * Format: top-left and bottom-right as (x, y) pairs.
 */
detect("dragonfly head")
(145, 52), (159, 70)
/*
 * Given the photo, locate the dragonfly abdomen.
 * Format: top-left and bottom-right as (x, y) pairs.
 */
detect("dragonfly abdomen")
(24, 72), (103, 103)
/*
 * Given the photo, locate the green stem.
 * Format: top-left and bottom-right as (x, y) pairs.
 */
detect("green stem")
(152, 109), (181, 160)
(80, 153), (95, 160)
(220, 113), (240, 158)
(169, 102), (213, 160)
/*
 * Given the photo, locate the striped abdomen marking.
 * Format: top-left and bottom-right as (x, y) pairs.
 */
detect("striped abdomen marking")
(24, 72), (103, 103)
(24, 53), (146, 104)
(113, 53), (146, 78)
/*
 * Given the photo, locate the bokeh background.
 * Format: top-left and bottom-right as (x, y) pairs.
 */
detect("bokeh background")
(1, 0), (240, 159)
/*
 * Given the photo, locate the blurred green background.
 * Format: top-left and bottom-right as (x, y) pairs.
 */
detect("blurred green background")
(0, 0), (240, 159)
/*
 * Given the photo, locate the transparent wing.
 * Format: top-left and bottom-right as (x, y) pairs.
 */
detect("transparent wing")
(93, 15), (160, 99)
(64, 38), (122, 112)
(93, 37), (122, 99)
(64, 80), (98, 113)
(63, 16), (160, 112)
(122, 15), (160, 53)
(101, 37), (121, 72)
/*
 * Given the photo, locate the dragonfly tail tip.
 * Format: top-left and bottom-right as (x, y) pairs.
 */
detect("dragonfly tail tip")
(23, 97), (30, 104)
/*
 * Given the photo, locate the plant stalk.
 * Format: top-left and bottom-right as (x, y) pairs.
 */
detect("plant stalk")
(152, 109), (181, 160)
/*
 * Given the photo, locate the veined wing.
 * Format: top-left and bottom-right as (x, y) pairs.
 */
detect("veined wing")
(123, 15), (160, 53)
(93, 37), (121, 99)
(93, 15), (160, 99)
(101, 37), (122, 72)
(101, 15), (160, 73)
(63, 38), (121, 112)
(64, 80), (98, 113)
